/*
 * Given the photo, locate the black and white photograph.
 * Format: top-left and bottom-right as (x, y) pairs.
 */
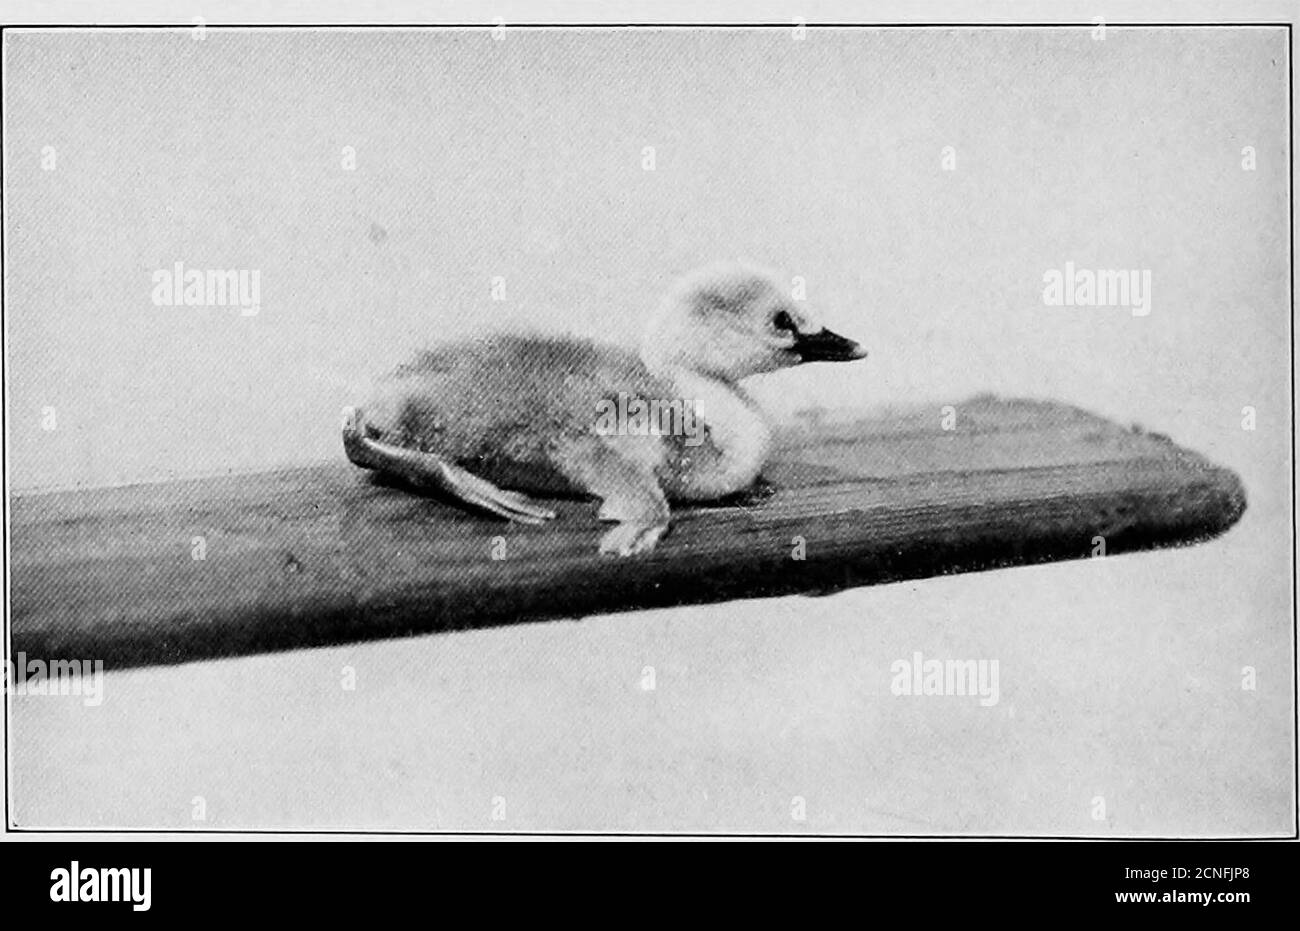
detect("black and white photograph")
(0, 0), (1295, 904)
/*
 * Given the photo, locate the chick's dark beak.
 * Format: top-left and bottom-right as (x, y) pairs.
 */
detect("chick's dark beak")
(792, 327), (868, 363)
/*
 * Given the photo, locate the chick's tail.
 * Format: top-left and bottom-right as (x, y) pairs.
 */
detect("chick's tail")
(340, 406), (555, 525)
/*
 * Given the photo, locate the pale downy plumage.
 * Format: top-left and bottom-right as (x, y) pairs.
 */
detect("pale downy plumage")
(342, 262), (867, 556)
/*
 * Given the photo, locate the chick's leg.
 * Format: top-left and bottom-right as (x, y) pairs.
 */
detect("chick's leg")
(552, 437), (670, 557)
(342, 406), (555, 524)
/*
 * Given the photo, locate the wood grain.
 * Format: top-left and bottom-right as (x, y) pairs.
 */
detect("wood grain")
(9, 396), (1247, 670)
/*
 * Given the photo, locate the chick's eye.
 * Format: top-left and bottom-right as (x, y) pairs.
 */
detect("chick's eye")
(772, 310), (796, 333)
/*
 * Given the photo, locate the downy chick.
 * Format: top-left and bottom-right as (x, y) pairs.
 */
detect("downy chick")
(342, 262), (867, 556)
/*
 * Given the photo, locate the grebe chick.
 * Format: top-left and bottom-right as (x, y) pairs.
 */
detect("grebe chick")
(342, 262), (867, 556)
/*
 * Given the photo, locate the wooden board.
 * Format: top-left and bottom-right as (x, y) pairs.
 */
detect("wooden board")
(9, 396), (1247, 670)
